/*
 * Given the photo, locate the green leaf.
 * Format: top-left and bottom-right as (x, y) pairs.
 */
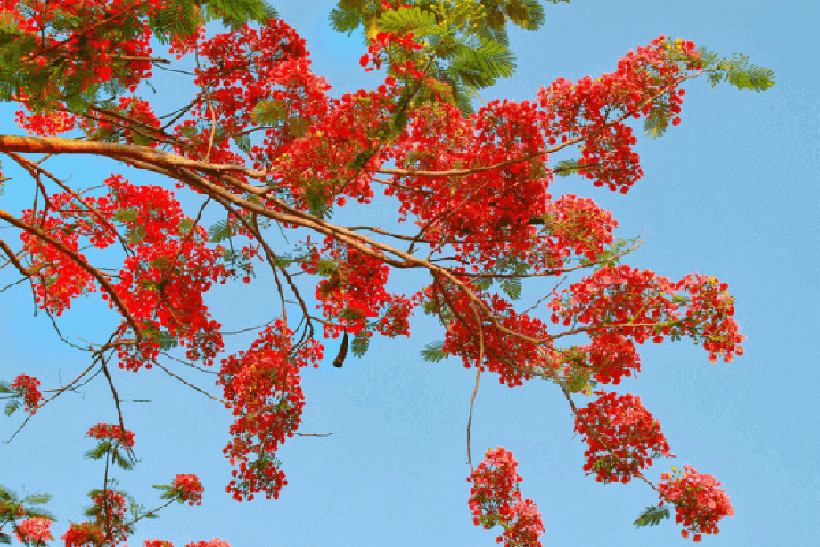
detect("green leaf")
(112, 450), (136, 471)
(503, 0), (548, 32)
(499, 277), (522, 300)
(643, 106), (670, 140)
(207, 219), (233, 243)
(698, 47), (775, 92)
(233, 132), (252, 155)
(147, 330), (179, 351)
(475, 277), (493, 291)
(378, 5), (438, 35)
(4, 399), (20, 417)
(177, 218), (196, 236)
(202, 0), (278, 32)
(250, 99), (288, 125)
(420, 340), (448, 363)
(350, 330), (371, 358)
(84, 442), (112, 461)
(20, 491), (52, 506)
(449, 37), (517, 90)
(148, 0), (200, 46)
(329, 5), (363, 36)
(633, 504), (671, 528)
(114, 209), (138, 223)
(0, 483), (18, 501)
(553, 159), (584, 177)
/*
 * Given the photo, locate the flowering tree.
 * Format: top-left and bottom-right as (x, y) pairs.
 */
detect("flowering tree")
(0, 0), (774, 546)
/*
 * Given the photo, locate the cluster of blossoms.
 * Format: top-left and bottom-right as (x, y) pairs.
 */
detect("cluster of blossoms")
(659, 466), (735, 542)
(61, 522), (109, 547)
(18, 173), (234, 370)
(10, 373), (42, 414)
(304, 237), (424, 340)
(573, 391), (675, 484)
(86, 423), (136, 449)
(12, 517), (54, 545)
(467, 448), (546, 547)
(87, 490), (130, 545)
(217, 320), (324, 501)
(171, 474), (204, 506)
(547, 266), (745, 363)
(0, 0), (746, 541)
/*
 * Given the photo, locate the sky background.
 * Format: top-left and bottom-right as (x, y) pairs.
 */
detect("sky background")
(1, 1), (818, 546)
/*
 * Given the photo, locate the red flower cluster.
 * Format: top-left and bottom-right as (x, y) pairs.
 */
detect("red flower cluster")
(0, 0), (749, 540)
(90, 490), (128, 530)
(86, 423), (135, 449)
(10, 373), (42, 414)
(217, 320), (323, 501)
(13, 517), (54, 544)
(304, 237), (424, 340)
(573, 391), (675, 484)
(171, 474), (204, 506)
(659, 466), (735, 541)
(61, 522), (107, 547)
(548, 266), (745, 363)
(359, 28), (424, 72)
(467, 447), (546, 547)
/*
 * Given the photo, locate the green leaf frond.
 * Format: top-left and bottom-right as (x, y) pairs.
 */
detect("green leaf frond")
(201, 0), (279, 33)
(421, 340), (448, 362)
(633, 504), (671, 528)
(697, 46), (776, 92)
(350, 330), (371, 358)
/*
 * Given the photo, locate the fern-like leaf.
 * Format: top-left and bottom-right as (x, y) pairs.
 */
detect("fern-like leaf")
(421, 340), (448, 363)
(634, 504), (671, 528)
(500, 277), (522, 300)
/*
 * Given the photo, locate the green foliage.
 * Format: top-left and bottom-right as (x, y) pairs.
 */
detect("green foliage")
(499, 277), (522, 300)
(84, 440), (136, 471)
(420, 340), (448, 362)
(251, 99), (289, 125)
(475, 252), (528, 297)
(0, 380), (20, 417)
(145, 328), (180, 351)
(148, 0), (201, 45)
(698, 47), (776, 92)
(233, 132), (252, 155)
(377, 4), (438, 35)
(447, 38), (516, 90)
(350, 329), (371, 358)
(3, 398), (20, 418)
(207, 218), (234, 244)
(552, 159), (585, 177)
(328, 0), (550, 118)
(640, 38), (774, 139)
(421, 289), (455, 325)
(634, 504), (671, 528)
(329, 2), (365, 36)
(0, 25), (37, 103)
(202, 0), (279, 32)
(298, 178), (336, 220)
(643, 104), (671, 140)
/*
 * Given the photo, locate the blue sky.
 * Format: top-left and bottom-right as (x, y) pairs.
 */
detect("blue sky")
(1, 1), (817, 546)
